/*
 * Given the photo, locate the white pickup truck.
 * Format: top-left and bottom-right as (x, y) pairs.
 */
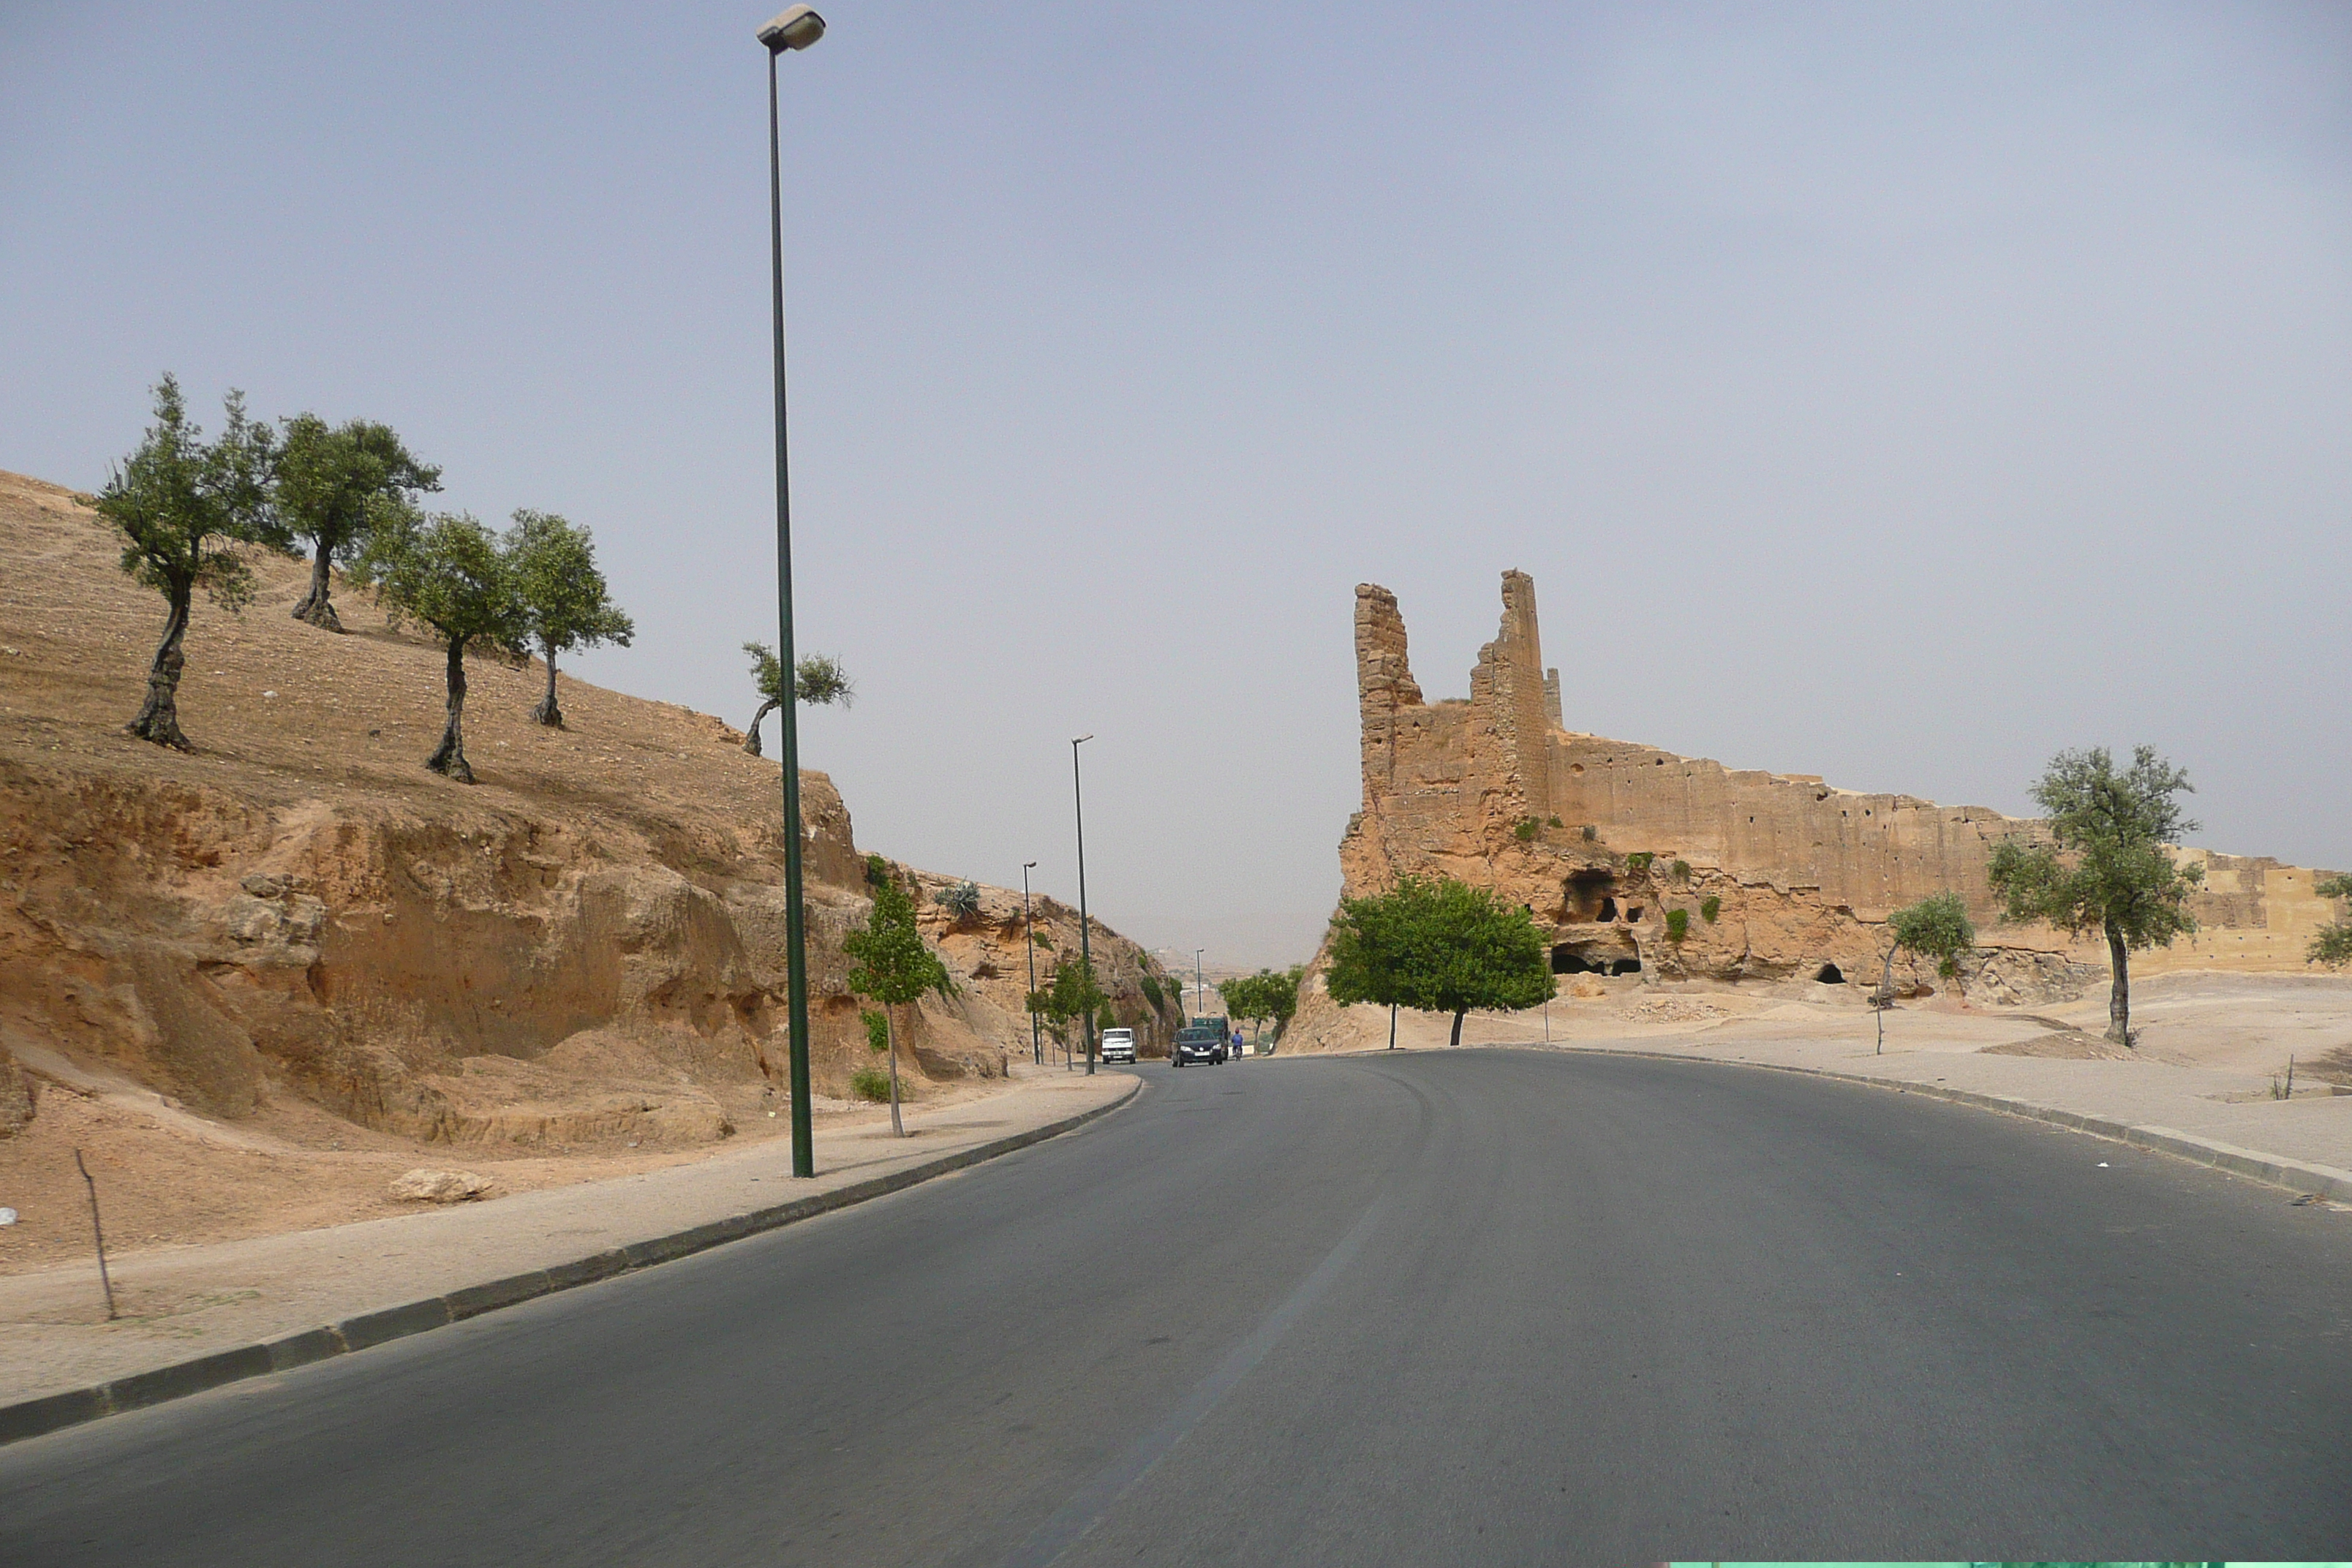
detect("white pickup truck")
(1098, 1028), (1137, 1063)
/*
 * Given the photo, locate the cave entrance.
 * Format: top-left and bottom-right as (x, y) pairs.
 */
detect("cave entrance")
(1816, 962), (1845, 984)
(1597, 896), (1618, 922)
(1552, 946), (1601, 974)
(1566, 870), (1616, 921)
(1610, 958), (1642, 976)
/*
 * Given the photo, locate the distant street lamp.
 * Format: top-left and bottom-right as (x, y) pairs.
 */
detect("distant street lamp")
(1073, 734), (1096, 1077)
(758, 4), (825, 1178)
(1022, 860), (1041, 1066)
(1194, 949), (1205, 1019)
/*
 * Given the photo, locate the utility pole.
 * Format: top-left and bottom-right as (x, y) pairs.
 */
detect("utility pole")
(1072, 735), (1096, 1077)
(1022, 860), (1041, 1066)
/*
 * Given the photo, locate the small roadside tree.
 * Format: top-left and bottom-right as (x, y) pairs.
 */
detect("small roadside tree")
(95, 375), (278, 750)
(360, 511), (526, 784)
(1220, 965), (1304, 1047)
(1988, 746), (2204, 1045)
(273, 413), (440, 631)
(2309, 875), (2352, 969)
(503, 510), (633, 727)
(1326, 876), (1553, 1049)
(1884, 892), (1976, 1001)
(843, 867), (951, 1137)
(739, 644), (855, 755)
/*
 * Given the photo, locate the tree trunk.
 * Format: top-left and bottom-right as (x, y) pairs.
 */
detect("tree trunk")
(127, 582), (195, 750)
(424, 636), (475, 783)
(531, 642), (563, 727)
(885, 1004), (905, 1138)
(292, 538), (342, 632)
(2106, 927), (2131, 1045)
(1449, 1008), (1466, 1049)
(742, 698), (779, 755)
(1388, 1003), (1398, 1049)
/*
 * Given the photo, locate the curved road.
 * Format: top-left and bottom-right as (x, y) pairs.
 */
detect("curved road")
(4, 1049), (2348, 1563)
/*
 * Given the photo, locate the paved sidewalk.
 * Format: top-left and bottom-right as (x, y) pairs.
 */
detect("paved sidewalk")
(1547, 1025), (2352, 1199)
(0, 1068), (1138, 1432)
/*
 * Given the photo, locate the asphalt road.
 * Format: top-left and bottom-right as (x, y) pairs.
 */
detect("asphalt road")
(4, 1049), (2348, 1564)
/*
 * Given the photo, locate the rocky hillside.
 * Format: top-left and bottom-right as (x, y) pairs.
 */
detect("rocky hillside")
(0, 468), (1166, 1154)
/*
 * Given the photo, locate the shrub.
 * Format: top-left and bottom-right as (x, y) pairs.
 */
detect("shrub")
(1700, 895), (1722, 923)
(1513, 818), (1539, 842)
(1548, 816), (1564, 829)
(938, 880), (982, 922)
(1139, 973), (1165, 1011)
(863, 853), (891, 889)
(850, 1065), (894, 1103)
(1665, 908), (1689, 943)
(1624, 851), (1654, 873)
(861, 1009), (889, 1053)
(1670, 859), (1692, 882)
(1032, 929), (1053, 949)
(1580, 824), (1599, 843)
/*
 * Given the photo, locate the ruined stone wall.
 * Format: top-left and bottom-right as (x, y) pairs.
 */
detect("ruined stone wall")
(1326, 569), (2341, 1002)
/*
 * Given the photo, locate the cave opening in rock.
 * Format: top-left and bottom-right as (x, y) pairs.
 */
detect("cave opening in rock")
(1597, 896), (1618, 922)
(1610, 958), (1642, 976)
(1816, 962), (1845, 984)
(1551, 946), (1602, 974)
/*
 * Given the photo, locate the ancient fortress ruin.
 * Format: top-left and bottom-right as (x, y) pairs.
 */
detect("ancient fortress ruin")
(1325, 570), (2337, 1009)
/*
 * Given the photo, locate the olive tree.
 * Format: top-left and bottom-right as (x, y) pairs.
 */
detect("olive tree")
(739, 642), (854, 755)
(1884, 892), (1976, 1000)
(95, 375), (278, 750)
(1325, 876), (1553, 1050)
(360, 512), (525, 783)
(274, 413), (440, 631)
(843, 867), (951, 1138)
(504, 510), (633, 727)
(1988, 746), (2203, 1045)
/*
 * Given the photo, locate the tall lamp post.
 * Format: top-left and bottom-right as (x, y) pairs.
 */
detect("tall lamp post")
(1194, 948), (1205, 1020)
(758, 3), (825, 1177)
(1072, 734), (1096, 1077)
(1022, 860), (1041, 1066)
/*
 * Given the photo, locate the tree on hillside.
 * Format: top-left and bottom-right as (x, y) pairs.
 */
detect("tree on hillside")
(1988, 746), (2204, 1045)
(359, 511), (526, 784)
(739, 643), (854, 755)
(1325, 876), (1553, 1050)
(2308, 875), (2352, 969)
(95, 375), (278, 750)
(1884, 892), (1976, 1001)
(844, 866), (951, 1137)
(503, 510), (633, 728)
(274, 413), (440, 632)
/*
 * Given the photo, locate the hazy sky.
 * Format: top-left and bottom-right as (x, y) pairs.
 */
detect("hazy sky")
(4, 2), (2347, 966)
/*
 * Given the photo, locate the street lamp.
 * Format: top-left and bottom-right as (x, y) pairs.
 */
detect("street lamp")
(1194, 948), (1205, 1020)
(1072, 735), (1095, 1077)
(1022, 860), (1041, 1067)
(758, 4), (825, 1178)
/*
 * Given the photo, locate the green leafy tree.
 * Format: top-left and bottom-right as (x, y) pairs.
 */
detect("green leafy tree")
(1325, 876), (1553, 1049)
(843, 868), (951, 1137)
(360, 511), (526, 783)
(1987, 746), (2204, 1044)
(273, 413), (440, 632)
(740, 644), (854, 755)
(96, 377), (279, 750)
(1049, 954), (1109, 1060)
(502, 510), (633, 727)
(1221, 965), (1304, 1044)
(2309, 875), (2352, 968)
(1885, 892), (1975, 1000)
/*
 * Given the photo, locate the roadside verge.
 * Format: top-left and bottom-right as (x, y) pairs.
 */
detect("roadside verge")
(0, 1074), (1140, 1448)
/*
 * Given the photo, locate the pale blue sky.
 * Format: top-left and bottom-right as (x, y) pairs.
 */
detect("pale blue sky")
(4, 2), (2347, 965)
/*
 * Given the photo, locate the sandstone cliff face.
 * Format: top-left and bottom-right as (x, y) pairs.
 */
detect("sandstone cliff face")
(0, 470), (1156, 1144)
(1286, 569), (2340, 1052)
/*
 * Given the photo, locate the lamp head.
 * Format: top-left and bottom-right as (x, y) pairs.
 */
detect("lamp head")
(1024, 860), (1038, 869)
(758, 5), (826, 52)
(1073, 734), (1094, 745)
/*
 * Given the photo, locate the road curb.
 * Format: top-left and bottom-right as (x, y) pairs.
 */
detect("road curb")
(0, 1078), (1140, 1450)
(1564, 1046), (2352, 1202)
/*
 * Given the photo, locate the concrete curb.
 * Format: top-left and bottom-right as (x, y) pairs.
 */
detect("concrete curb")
(0, 1078), (1141, 1450)
(1563, 1045), (2352, 1203)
